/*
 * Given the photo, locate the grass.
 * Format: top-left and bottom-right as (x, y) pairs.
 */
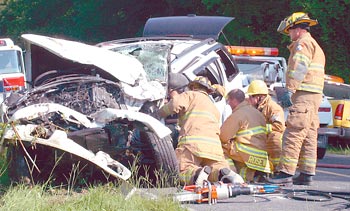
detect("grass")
(0, 183), (185, 211)
(0, 144), (185, 211)
(326, 144), (350, 155)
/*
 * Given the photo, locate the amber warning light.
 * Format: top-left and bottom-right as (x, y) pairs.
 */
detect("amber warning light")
(226, 46), (279, 56)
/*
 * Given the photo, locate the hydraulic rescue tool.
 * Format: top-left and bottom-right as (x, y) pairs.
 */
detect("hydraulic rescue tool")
(173, 180), (280, 204)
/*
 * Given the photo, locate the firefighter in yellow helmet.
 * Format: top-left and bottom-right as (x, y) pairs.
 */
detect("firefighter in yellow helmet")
(247, 80), (285, 174)
(220, 88), (271, 183)
(159, 76), (244, 186)
(268, 12), (325, 186)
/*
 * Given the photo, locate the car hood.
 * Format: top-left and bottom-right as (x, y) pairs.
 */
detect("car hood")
(21, 34), (146, 86)
(143, 15), (234, 40)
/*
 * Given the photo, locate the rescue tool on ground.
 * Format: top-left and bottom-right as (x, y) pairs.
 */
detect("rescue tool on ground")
(173, 180), (280, 204)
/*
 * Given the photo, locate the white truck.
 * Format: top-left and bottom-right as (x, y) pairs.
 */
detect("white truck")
(0, 38), (26, 103)
(227, 45), (335, 159)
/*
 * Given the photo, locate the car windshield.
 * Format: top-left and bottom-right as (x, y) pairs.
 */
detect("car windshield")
(0, 50), (23, 74)
(109, 43), (171, 84)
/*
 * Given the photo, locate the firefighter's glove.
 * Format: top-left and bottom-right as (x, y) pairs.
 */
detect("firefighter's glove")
(280, 90), (293, 108)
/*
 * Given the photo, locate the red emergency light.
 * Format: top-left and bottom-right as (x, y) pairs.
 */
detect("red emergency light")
(0, 40), (7, 46)
(3, 76), (25, 92)
(226, 46), (279, 56)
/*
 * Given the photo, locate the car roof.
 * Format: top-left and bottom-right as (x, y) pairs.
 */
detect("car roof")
(143, 15), (234, 40)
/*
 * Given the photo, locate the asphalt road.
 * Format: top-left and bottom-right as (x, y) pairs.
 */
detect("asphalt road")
(181, 153), (350, 211)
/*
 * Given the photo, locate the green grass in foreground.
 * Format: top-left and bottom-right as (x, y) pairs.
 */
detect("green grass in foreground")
(0, 184), (186, 211)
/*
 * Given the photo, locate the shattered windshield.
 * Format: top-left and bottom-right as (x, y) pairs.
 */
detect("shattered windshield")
(109, 43), (171, 84)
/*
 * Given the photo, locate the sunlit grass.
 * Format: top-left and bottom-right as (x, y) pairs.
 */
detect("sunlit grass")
(0, 183), (185, 211)
(327, 144), (350, 155)
(0, 156), (184, 211)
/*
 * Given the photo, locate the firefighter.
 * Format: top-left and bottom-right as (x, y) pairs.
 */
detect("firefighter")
(159, 76), (244, 186)
(268, 12), (325, 185)
(246, 80), (285, 173)
(220, 89), (271, 183)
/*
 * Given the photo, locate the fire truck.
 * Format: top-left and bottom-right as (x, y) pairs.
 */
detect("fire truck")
(0, 38), (26, 103)
(227, 45), (336, 159)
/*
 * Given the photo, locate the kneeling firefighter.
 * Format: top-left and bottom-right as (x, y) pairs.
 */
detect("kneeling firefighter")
(220, 89), (272, 182)
(247, 80), (285, 172)
(159, 76), (244, 186)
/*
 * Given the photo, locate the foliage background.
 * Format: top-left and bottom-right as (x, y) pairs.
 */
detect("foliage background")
(0, 0), (349, 82)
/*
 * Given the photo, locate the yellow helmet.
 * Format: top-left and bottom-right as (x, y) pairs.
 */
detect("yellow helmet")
(188, 76), (213, 91)
(277, 12), (318, 35)
(247, 80), (268, 95)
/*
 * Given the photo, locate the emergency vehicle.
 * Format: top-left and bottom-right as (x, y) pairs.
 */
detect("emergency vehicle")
(0, 38), (26, 103)
(323, 79), (350, 145)
(227, 45), (336, 159)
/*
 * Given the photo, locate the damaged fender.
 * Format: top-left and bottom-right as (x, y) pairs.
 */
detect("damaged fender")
(4, 125), (131, 181)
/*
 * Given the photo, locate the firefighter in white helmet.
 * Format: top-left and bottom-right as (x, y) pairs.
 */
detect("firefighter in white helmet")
(247, 80), (285, 175)
(159, 76), (244, 186)
(268, 12), (325, 186)
(220, 88), (271, 183)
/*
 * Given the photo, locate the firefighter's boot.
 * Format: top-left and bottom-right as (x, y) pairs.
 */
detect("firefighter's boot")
(219, 168), (244, 184)
(293, 173), (313, 186)
(193, 166), (212, 187)
(266, 171), (293, 185)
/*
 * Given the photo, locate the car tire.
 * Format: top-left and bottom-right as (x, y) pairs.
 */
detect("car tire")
(137, 131), (179, 185)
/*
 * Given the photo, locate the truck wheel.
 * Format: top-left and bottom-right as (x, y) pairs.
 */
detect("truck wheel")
(317, 135), (328, 159)
(317, 147), (326, 159)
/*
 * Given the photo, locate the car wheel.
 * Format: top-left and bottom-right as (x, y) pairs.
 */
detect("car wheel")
(132, 131), (179, 186)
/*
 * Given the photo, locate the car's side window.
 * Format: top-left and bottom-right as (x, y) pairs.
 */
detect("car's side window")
(196, 63), (222, 86)
(216, 49), (239, 82)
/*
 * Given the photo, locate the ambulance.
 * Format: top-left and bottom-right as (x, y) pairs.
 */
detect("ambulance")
(0, 38), (26, 103)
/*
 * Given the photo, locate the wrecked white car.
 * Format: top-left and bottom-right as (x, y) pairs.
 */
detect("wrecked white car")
(1, 34), (175, 185)
(1, 15), (241, 185)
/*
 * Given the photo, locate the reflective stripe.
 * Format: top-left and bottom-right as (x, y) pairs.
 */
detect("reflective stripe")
(226, 158), (235, 167)
(294, 52), (311, 64)
(179, 110), (219, 123)
(298, 157), (317, 167)
(239, 167), (248, 181)
(309, 63), (324, 71)
(280, 156), (298, 167)
(179, 136), (221, 146)
(236, 142), (267, 157)
(236, 126), (268, 137)
(298, 83), (323, 93)
(270, 157), (280, 166)
(266, 124), (272, 134)
(236, 142), (271, 173)
(179, 168), (195, 184)
(178, 136), (223, 160)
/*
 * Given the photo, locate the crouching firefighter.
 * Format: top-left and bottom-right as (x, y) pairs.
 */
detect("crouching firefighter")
(220, 89), (272, 183)
(159, 76), (244, 186)
(247, 80), (285, 172)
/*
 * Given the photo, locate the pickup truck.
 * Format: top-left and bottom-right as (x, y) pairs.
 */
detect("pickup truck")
(228, 46), (335, 159)
(323, 80), (350, 146)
